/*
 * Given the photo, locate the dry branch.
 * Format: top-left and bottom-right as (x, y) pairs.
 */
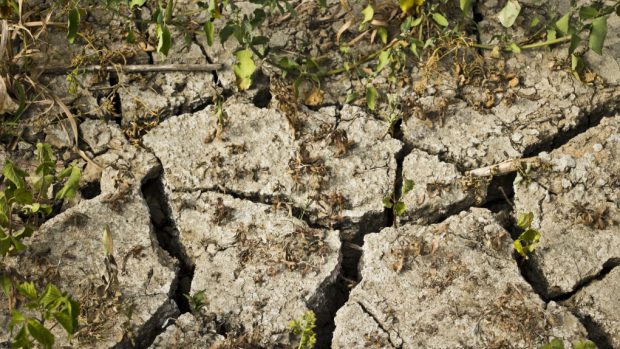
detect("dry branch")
(44, 63), (224, 75)
(466, 157), (541, 177)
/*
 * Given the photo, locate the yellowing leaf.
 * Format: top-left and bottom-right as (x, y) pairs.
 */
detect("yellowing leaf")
(233, 49), (256, 90)
(366, 85), (378, 110)
(400, 0), (424, 14)
(102, 225), (114, 256)
(362, 5), (374, 24)
(498, 0), (521, 28)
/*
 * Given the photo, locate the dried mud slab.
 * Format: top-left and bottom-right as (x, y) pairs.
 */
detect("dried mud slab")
(332, 208), (586, 348)
(165, 190), (340, 347)
(149, 313), (222, 348)
(564, 267), (620, 347)
(118, 28), (218, 125)
(0, 191), (178, 348)
(513, 115), (620, 298)
(144, 101), (401, 239)
(401, 3), (620, 171)
(400, 149), (488, 224)
(0, 128), (177, 348)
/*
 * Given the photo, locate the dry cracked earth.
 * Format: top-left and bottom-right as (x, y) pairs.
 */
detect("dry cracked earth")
(1, 0), (620, 348)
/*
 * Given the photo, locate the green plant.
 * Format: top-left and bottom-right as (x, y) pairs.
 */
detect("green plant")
(384, 177), (414, 217)
(288, 310), (316, 349)
(540, 338), (597, 349)
(0, 143), (81, 348)
(184, 289), (207, 314)
(2, 281), (80, 349)
(514, 212), (541, 259)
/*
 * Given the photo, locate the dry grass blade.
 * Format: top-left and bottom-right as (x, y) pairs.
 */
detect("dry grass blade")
(0, 75), (18, 114)
(0, 19), (8, 64)
(336, 18), (354, 43)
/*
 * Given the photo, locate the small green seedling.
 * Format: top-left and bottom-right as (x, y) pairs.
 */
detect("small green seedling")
(540, 338), (596, 349)
(184, 289), (207, 314)
(5, 282), (80, 349)
(514, 212), (541, 259)
(384, 177), (414, 216)
(288, 310), (316, 349)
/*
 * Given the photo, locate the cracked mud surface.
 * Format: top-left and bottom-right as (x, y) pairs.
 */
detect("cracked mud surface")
(1, 0), (620, 348)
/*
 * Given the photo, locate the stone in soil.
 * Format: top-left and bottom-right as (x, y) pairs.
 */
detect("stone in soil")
(144, 100), (401, 240)
(164, 190), (341, 347)
(564, 267), (620, 348)
(332, 208), (587, 348)
(513, 115), (620, 298)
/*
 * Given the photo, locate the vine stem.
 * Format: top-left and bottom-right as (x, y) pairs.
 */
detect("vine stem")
(471, 35), (572, 51)
(323, 38), (404, 76)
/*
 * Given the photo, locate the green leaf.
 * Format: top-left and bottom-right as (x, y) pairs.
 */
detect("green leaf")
(36, 143), (55, 169)
(0, 274), (11, 298)
(366, 86), (378, 111)
(10, 310), (26, 325)
(573, 340), (597, 349)
(250, 8), (266, 28)
(344, 92), (357, 104)
(67, 7), (80, 44)
(126, 28), (136, 43)
(204, 21), (214, 46)
(529, 17), (540, 28)
(555, 12), (570, 35)
(589, 16), (608, 55)
(3, 161), (27, 189)
(18, 282), (37, 301)
(362, 5), (374, 24)
(156, 23), (172, 55)
(540, 338), (565, 349)
(130, 0), (147, 8)
(251, 35), (269, 46)
(393, 201), (406, 216)
(509, 42), (521, 53)
(279, 57), (300, 71)
(377, 27), (388, 44)
(11, 324), (31, 348)
(569, 34), (582, 55)
(219, 24), (235, 43)
(233, 49), (256, 90)
(460, 0), (472, 13)
(53, 297), (79, 335)
(55, 166), (81, 200)
(516, 212), (533, 228)
(376, 50), (390, 72)
(514, 239), (526, 258)
(39, 284), (63, 309)
(498, 0), (521, 28)
(27, 319), (54, 349)
(432, 13), (449, 27)
(383, 196), (393, 209)
(547, 28), (557, 41)
(402, 178), (414, 195)
(579, 6), (598, 20)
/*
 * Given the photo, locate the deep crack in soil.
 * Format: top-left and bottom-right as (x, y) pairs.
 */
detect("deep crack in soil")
(139, 171), (195, 347)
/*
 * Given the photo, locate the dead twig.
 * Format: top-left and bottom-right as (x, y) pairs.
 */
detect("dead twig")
(466, 156), (541, 177)
(43, 63), (224, 75)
